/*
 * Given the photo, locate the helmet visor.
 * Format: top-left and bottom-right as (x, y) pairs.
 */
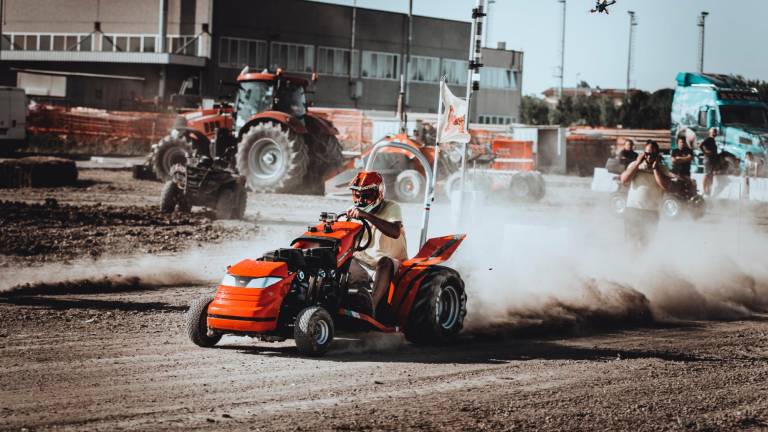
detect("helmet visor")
(352, 189), (378, 208)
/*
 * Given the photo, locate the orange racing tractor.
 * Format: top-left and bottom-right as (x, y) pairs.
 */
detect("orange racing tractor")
(140, 68), (342, 194)
(185, 141), (468, 356)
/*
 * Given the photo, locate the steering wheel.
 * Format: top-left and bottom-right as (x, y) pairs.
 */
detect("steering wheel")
(337, 213), (373, 251)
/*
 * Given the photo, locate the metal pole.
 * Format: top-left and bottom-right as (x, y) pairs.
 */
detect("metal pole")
(0, 0), (4, 58)
(420, 78), (446, 247)
(350, 0), (358, 107)
(558, 0), (566, 99)
(350, 0), (356, 79)
(158, 0), (168, 101)
(698, 11), (709, 73)
(400, 0), (413, 133)
(625, 11), (637, 96)
(459, 0), (485, 199)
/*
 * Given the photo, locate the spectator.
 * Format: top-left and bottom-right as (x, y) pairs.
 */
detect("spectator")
(700, 128), (719, 195)
(620, 140), (671, 248)
(618, 139), (638, 169)
(671, 136), (694, 178)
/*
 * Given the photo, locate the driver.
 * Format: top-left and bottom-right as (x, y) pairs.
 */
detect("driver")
(346, 171), (408, 318)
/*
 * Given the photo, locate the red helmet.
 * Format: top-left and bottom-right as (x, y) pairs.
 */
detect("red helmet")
(350, 171), (384, 212)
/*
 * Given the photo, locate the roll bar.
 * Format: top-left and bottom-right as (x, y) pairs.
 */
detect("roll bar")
(365, 140), (435, 248)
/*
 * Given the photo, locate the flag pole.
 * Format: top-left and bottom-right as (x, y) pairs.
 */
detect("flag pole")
(458, 0), (486, 214)
(420, 77), (446, 247)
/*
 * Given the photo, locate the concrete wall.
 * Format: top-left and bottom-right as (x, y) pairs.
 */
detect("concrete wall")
(3, 0), (209, 35)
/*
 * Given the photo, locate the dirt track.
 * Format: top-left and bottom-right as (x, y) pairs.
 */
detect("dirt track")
(2, 168), (768, 431)
(1, 282), (767, 431)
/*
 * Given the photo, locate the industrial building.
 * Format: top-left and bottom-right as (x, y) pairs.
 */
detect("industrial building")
(0, 0), (523, 122)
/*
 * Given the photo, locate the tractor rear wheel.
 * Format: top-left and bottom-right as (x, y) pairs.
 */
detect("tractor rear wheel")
(186, 295), (221, 348)
(294, 306), (334, 357)
(151, 136), (193, 181)
(233, 182), (247, 219)
(393, 169), (426, 203)
(527, 172), (546, 201)
(404, 268), (467, 345)
(236, 122), (309, 193)
(508, 173), (535, 201)
(310, 134), (344, 175)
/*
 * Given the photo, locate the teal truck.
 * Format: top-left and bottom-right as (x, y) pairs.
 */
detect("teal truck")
(671, 72), (768, 173)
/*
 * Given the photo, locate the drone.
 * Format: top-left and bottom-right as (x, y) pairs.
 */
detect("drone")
(590, 0), (617, 14)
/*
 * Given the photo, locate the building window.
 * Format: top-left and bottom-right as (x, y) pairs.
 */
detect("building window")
(78, 35), (92, 51)
(142, 36), (156, 53)
(442, 59), (468, 86)
(219, 37), (267, 69)
(479, 114), (513, 125)
(39, 35), (51, 51)
(408, 55), (439, 83)
(128, 36), (141, 52)
(25, 35), (38, 50)
(480, 67), (517, 89)
(271, 41), (315, 73)
(101, 35), (114, 52)
(317, 46), (359, 77)
(361, 51), (399, 80)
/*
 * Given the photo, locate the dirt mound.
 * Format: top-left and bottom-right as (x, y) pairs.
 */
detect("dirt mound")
(0, 199), (258, 265)
(0, 156), (78, 188)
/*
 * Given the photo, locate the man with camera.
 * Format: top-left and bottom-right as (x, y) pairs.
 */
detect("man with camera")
(620, 140), (671, 247)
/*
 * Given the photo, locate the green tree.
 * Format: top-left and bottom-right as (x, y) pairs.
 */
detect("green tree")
(599, 96), (619, 127)
(520, 95), (550, 125)
(550, 96), (576, 126)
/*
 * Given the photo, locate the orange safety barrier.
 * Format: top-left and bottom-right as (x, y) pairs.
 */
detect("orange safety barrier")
(490, 138), (535, 171)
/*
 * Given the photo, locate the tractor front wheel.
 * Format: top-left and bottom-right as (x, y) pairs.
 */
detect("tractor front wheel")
(236, 122), (309, 193)
(185, 295), (221, 348)
(609, 192), (627, 217)
(294, 306), (334, 357)
(661, 194), (684, 220)
(160, 180), (190, 213)
(151, 136), (193, 181)
(404, 268), (467, 345)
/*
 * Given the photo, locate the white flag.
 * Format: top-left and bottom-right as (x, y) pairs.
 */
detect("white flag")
(436, 81), (471, 144)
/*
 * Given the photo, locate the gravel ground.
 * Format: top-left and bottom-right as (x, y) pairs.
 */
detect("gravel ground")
(1, 168), (768, 431)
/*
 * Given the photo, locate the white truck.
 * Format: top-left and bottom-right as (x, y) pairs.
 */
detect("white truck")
(0, 86), (27, 153)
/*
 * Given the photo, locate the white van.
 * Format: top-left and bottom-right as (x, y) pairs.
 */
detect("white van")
(0, 87), (27, 152)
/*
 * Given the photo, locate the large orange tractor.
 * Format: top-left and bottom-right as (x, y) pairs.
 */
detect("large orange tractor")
(140, 68), (342, 193)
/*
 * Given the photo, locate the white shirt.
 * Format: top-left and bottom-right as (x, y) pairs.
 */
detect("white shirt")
(353, 200), (408, 268)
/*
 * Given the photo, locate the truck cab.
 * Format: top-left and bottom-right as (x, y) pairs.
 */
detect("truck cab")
(671, 72), (768, 173)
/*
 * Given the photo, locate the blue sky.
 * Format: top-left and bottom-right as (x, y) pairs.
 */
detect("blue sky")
(312, 0), (768, 96)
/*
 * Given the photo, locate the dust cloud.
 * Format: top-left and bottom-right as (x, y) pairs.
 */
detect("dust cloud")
(446, 194), (768, 334)
(0, 231), (294, 295)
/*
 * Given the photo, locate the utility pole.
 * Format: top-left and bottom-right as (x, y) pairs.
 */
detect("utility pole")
(349, 0), (358, 107)
(398, 0), (413, 133)
(625, 11), (637, 97)
(697, 11), (709, 73)
(557, 0), (566, 99)
(484, 0), (496, 48)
